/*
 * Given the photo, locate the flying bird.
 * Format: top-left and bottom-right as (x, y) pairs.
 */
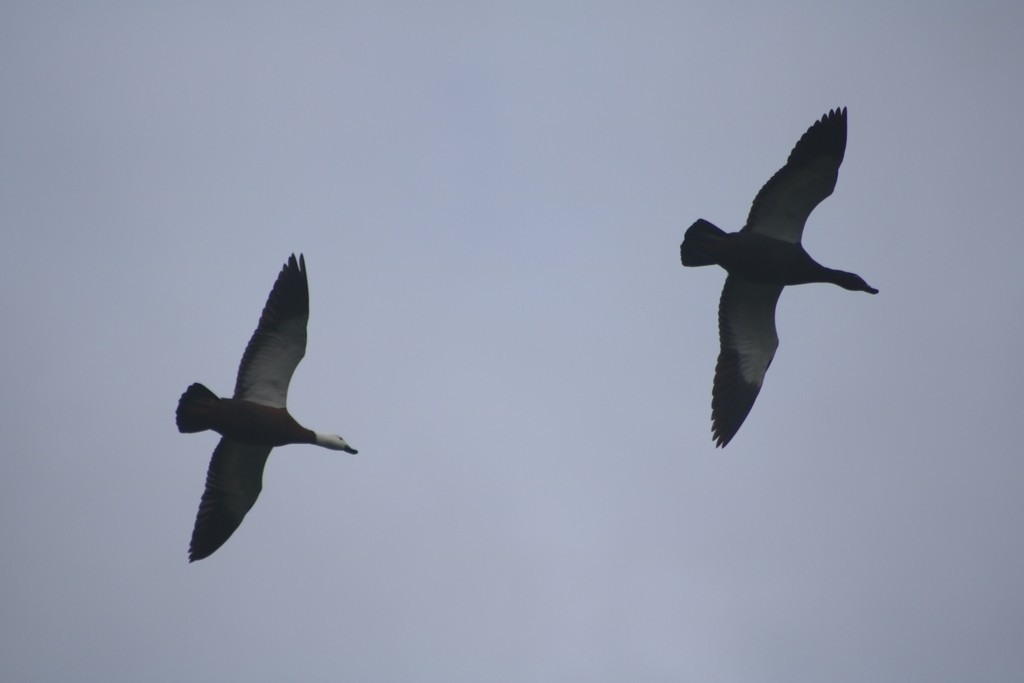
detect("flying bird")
(680, 108), (877, 447)
(176, 254), (357, 561)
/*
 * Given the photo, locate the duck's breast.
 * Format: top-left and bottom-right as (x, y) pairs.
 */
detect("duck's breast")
(717, 235), (813, 286)
(209, 400), (312, 446)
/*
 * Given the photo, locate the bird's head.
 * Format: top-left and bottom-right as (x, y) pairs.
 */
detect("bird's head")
(833, 270), (878, 294)
(314, 432), (358, 454)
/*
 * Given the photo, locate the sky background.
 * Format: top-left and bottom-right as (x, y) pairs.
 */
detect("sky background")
(2, 2), (1023, 681)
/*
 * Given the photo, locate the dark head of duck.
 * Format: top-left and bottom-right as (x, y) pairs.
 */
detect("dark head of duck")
(825, 268), (879, 294)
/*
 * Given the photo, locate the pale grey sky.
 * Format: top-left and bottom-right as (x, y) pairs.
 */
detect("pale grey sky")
(2, 2), (1023, 681)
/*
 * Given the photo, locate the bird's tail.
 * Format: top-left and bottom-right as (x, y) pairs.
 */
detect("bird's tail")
(680, 219), (726, 267)
(176, 383), (220, 433)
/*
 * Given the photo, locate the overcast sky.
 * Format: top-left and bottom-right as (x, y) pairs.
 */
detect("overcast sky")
(3, 2), (1023, 681)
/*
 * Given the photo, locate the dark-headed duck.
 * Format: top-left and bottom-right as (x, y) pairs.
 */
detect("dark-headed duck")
(680, 108), (877, 447)
(176, 254), (357, 561)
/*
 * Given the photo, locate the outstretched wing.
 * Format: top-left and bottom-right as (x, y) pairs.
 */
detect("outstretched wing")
(743, 108), (847, 244)
(711, 276), (783, 447)
(234, 254), (309, 408)
(189, 439), (272, 561)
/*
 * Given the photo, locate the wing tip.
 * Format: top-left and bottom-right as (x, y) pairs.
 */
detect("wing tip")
(711, 413), (741, 448)
(788, 106), (848, 166)
(187, 533), (216, 562)
(286, 252), (307, 275)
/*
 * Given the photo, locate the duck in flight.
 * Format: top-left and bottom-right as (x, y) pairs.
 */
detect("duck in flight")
(680, 108), (877, 447)
(176, 254), (357, 561)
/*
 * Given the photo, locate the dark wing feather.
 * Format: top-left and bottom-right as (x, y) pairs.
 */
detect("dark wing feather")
(189, 439), (272, 561)
(711, 277), (783, 447)
(234, 254), (309, 408)
(743, 108), (847, 244)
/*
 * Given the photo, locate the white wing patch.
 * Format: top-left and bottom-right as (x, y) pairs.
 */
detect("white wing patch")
(235, 317), (307, 407)
(720, 278), (781, 384)
(744, 108), (847, 245)
(711, 277), (784, 446)
(232, 254), (310, 409)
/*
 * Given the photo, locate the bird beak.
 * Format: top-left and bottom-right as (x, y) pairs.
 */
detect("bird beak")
(344, 446), (358, 454)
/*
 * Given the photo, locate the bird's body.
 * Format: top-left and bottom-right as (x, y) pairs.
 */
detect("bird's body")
(688, 225), (872, 289)
(680, 108), (876, 447)
(176, 254), (357, 561)
(177, 383), (316, 447)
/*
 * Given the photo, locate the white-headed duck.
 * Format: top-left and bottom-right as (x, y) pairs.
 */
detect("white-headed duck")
(680, 108), (877, 447)
(176, 254), (357, 561)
